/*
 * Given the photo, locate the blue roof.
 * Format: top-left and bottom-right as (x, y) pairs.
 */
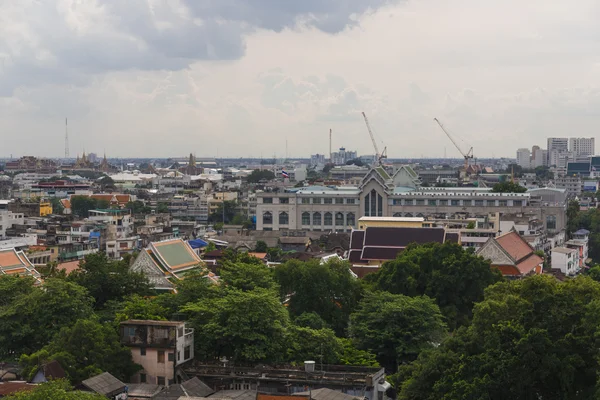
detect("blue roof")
(188, 239), (208, 249)
(574, 229), (590, 235)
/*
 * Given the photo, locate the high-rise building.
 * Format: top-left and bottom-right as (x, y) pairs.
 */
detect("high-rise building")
(532, 148), (548, 168)
(569, 138), (595, 157)
(547, 138), (569, 153)
(331, 147), (358, 165)
(516, 148), (531, 169)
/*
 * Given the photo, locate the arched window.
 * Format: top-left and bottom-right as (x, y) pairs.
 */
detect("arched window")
(313, 212), (322, 226)
(263, 211), (272, 225)
(546, 215), (557, 230)
(324, 212), (333, 226)
(302, 212), (310, 225)
(279, 212), (289, 225)
(347, 213), (355, 226)
(335, 212), (344, 226)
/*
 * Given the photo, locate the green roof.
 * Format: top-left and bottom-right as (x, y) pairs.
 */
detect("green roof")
(153, 240), (200, 270)
(376, 166), (391, 180)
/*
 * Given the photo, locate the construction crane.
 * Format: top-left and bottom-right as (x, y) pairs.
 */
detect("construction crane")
(362, 112), (387, 166)
(433, 118), (473, 170)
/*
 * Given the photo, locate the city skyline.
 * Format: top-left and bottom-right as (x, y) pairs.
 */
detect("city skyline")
(1, 0), (600, 158)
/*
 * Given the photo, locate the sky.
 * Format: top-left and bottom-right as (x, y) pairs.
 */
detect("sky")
(1, 0), (600, 159)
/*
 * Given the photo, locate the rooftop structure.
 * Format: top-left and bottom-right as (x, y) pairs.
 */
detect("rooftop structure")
(0, 248), (41, 284)
(477, 231), (543, 277)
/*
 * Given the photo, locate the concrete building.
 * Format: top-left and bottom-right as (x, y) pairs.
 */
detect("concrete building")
(548, 138), (569, 153)
(310, 154), (326, 166)
(555, 175), (582, 197)
(570, 137), (595, 157)
(531, 148), (548, 168)
(516, 148), (531, 169)
(120, 320), (194, 386)
(256, 167), (567, 237)
(331, 147), (358, 165)
(551, 247), (579, 276)
(0, 201), (24, 239)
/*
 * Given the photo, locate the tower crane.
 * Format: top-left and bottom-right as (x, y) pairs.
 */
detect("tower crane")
(433, 118), (473, 170)
(362, 112), (387, 166)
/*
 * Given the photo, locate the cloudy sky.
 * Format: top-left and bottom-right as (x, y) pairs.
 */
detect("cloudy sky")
(1, 0), (599, 159)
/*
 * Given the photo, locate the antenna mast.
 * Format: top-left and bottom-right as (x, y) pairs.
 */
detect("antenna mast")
(64, 117), (69, 159)
(329, 128), (332, 163)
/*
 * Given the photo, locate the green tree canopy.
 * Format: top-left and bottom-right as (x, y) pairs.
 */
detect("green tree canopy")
(68, 253), (152, 309)
(70, 196), (110, 217)
(246, 169), (275, 183)
(0, 278), (94, 358)
(3, 380), (106, 400)
(490, 181), (527, 193)
(219, 261), (277, 292)
(183, 287), (289, 363)
(255, 240), (268, 252)
(349, 292), (446, 372)
(273, 259), (364, 335)
(209, 200), (237, 224)
(20, 319), (140, 384)
(156, 202), (169, 213)
(368, 242), (502, 330)
(126, 200), (151, 214)
(399, 275), (600, 400)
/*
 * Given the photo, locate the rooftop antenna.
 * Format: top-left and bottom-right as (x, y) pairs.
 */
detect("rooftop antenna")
(286, 138), (288, 162)
(64, 117), (69, 159)
(329, 129), (332, 163)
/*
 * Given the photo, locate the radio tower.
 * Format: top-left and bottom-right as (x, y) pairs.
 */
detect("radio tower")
(64, 117), (69, 159)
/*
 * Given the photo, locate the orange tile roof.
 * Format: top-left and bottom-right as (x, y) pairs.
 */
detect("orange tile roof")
(58, 260), (81, 275)
(516, 254), (544, 275)
(115, 194), (131, 204)
(0, 250), (24, 268)
(61, 199), (71, 208)
(496, 231), (534, 262)
(248, 252), (268, 259)
(4, 267), (27, 275)
(90, 194), (115, 202)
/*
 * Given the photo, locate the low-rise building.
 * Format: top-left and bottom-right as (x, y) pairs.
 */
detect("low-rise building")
(477, 231), (544, 278)
(551, 247), (579, 276)
(120, 320), (194, 387)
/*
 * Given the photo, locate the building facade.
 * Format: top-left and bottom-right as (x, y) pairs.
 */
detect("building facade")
(120, 320), (194, 387)
(569, 137), (595, 157)
(516, 148), (531, 169)
(255, 168), (567, 235)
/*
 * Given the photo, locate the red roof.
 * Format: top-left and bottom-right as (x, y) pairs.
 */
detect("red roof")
(496, 231), (534, 262)
(0, 382), (36, 396)
(516, 254), (544, 275)
(58, 260), (81, 275)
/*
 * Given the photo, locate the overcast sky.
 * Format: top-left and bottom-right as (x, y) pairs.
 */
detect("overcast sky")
(1, 0), (599, 159)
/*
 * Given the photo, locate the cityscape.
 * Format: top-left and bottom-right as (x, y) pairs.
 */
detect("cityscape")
(1, 1), (600, 399)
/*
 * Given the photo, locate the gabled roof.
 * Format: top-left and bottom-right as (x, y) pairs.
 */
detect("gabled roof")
(496, 231), (535, 262)
(151, 238), (203, 272)
(0, 249), (41, 283)
(130, 249), (175, 291)
(82, 372), (126, 397)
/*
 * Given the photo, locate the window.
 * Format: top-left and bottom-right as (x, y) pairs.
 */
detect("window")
(312, 198), (321, 204)
(439, 199), (448, 206)
(474, 200), (484, 206)
(451, 200), (460, 206)
(335, 198), (343, 204)
(279, 198), (289, 204)
(178, 351), (181, 361)
(158, 351), (165, 363)
(405, 199), (414, 206)
(301, 198), (310, 204)
(178, 327), (183, 337)
(513, 200), (522, 206)
(393, 212), (402, 217)
(184, 346), (191, 359)
(262, 212), (272, 225)
(127, 327), (135, 337)
(168, 352), (175, 362)
(347, 213), (355, 226)
(313, 212), (322, 225)
(498, 200), (507, 206)
(428, 199), (437, 206)
(546, 215), (557, 230)
(416, 199), (425, 205)
(324, 212), (333, 226)
(346, 198), (355, 204)
(279, 212), (289, 225)
(140, 373), (147, 383)
(335, 212), (344, 225)
(157, 376), (166, 386)
(302, 212), (310, 225)
(263, 197), (273, 204)
(324, 198), (333, 204)
(140, 348), (146, 356)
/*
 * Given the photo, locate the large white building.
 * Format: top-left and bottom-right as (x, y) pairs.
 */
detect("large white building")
(516, 148), (531, 169)
(0, 200), (24, 239)
(256, 167), (567, 235)
(569, 137), (595, 157)
(548, 138), (569, 153)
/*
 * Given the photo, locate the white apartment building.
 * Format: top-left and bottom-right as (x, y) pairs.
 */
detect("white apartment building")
(0, 201), (24, 239)
(256, 167), (568, 235)
(331, 147), (358, 165)
(569, 137), (595, 157)
(547, 138), (569, 153)
(551, 247), (579, 276)
(516, 148), (531, 169)
(531, 148), (548, 168)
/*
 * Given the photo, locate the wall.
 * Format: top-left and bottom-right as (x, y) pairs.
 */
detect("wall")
(130, 347), (175, 385)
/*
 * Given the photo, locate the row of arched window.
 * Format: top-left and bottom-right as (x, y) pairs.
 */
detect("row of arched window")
(262, 211), (355, 226)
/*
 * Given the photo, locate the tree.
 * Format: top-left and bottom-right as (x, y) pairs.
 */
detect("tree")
(112, 294), (169, 323)
(368, 242), (502, 330)
(0, 278), (94, 358)
(49, 197), (64, 215)
(567, 199), (581, 235)
(255, 240), (268, 252)
(70, 196), (97, 217)
(349, 292), (446, 372)
(490, 181), (527, 193)
(183, 288), (289, 362)
(247, 169), (275, 183)
(399, 275), (600, 400)
(322, 163), (335, 174)
(209, 200), (237, 224)
(466, 221), (476, 229)
(20, 319), (141, 384)
(346, 158), (364, 167)
(98, 175), (115, 191)
(273, 259), (363, 335)
(286, 325), (342, 364)
(68, 253), (152, 309)
(294, 312), (329, 330)
(219, 262), (277, 292)
(3, 379), (106, 400)
(156, 202), (169, 214)
(126, 200), (151, 215)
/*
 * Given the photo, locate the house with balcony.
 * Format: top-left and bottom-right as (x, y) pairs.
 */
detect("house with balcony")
(120, 320), (194, 386)
(551, 247), (580, 276)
